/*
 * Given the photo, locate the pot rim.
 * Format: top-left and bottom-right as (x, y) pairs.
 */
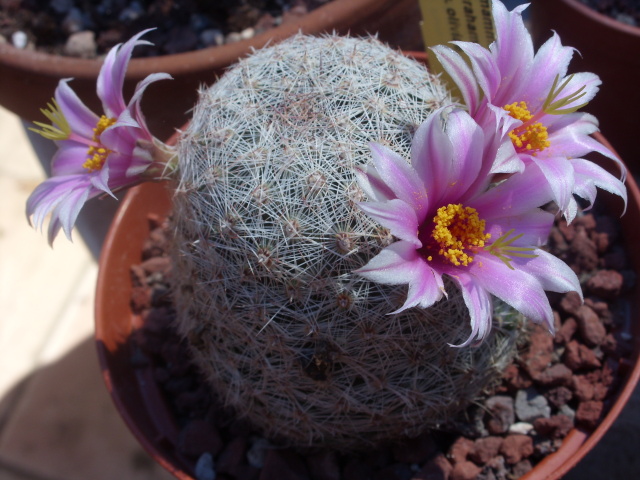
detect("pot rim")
(0, 0), (402, 80)
(554, 0), (640, 37)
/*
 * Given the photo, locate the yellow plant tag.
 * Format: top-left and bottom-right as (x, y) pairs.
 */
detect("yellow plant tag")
(419, 0), (496, 94)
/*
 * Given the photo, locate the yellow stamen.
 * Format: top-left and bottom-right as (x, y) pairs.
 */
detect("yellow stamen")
(431, 204), (491, 266)
(485, 229), (538, 270)
(29, 99), (71, 141)
(82, 116), (116, 172)
(504, 101), (550, 153)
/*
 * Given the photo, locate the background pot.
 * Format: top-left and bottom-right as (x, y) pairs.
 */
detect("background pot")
(530, 0), (640, 175)
(0, 0), (423, 141)
(95, 128), (640, 479)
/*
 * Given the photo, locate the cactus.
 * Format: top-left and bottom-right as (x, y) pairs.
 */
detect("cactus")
(170, 34), (520, 449)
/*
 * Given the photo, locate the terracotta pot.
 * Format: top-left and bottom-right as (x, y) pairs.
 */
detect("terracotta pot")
(95, 122), (640, 478)
(0, 0), (423, 141)
(530, 0), (640, 175)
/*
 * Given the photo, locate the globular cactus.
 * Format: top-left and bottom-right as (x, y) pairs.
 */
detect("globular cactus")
(171, 34), (519, 449)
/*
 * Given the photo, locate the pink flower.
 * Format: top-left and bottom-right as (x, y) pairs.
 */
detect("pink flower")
(432, 0), (626, 223)
(27, 29), (172, 244)
(355, 108), (581, 346)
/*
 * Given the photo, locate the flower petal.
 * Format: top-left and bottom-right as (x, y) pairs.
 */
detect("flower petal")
(470, 252), (556, 333)
(355, 241), (444, 314)
(469, 163), (554, 217)
(97, 29), (154, 117)
(516, 249), (582, 300)
(355, 165), (396, 202)
(55, 79), (99, 139)
(430, 44), (481, 113)
(572, 158), (628, 215)
(358, 199), (421, 247)
(449, 273), (493, 347)
(369, 142), (428, 217)
(530, 154), (576, 217)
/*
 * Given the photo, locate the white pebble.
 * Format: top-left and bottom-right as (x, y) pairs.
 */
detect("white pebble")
(240, 28), (255, 40)
(11, 31), (28, 49)
(195, 452), (216, 480)
(246, 436), (270, 468)
(509, 421), (534, 435)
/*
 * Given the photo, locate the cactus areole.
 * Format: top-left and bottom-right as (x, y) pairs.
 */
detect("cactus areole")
(170, 35), (520, 449)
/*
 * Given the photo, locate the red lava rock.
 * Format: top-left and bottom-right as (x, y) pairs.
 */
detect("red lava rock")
(485, 396), (515, 434)
(392, 433), (437, 464)
(141, 255), (172, 275)
(591, 231), (610, 253)
(178, 419), (223, 458)
(555, 317), (578, 344)
(575, 305), (607, 346)
(130, 285), (152, 312)
(520, 327), (553, 379)
(512, 459), (533, 477)
(415, 453), (453, 480)
(574, 214), (597, 231)
(469, 436), (503, 464)
(260, 450), (310, 480)
(575, 400), (604, 430)
(601, 333), (619, 356)
(564, 340), (602, 371)
(130, 264), (148, 286)
(546, 386), (573, 408)
(594, 382), (609, 401)
(572, 375), (595, 401)
(448, 437), (474, 464)
(559, 291), (583, 316)
(500, 435), (534, 464)
(143, 226), (169, 258)
(450, 460), (482, 480)
(557, 219), (576, 242)
(586, 270), (624, 299)
(549, 228), (569, 253)
(532, 363), (573, 387)
(570, 229), (598, 272)
(585, 299), (614, 324)
(502, 364), (533, 391)
(533, 415), (574, 439)
(306, 450), (341, 480)
(602, 357), (620, 388)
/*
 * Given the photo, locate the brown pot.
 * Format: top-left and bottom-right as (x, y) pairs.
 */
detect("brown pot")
(0, 0), (423, 141)
(530, 0), (640, 175)
(95, 121), (640, 477)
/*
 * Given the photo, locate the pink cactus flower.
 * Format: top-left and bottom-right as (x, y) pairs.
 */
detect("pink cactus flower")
(355, 108), (581, 346)
(27, 29), (172, 244)
(432, 0), (626, 223)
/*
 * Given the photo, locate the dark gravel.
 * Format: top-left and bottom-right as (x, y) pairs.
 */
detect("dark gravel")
(0, 0), (331, 57)
(578, 0), (640, 26)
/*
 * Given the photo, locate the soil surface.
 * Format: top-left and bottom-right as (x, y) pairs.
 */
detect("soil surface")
(579, 0), (640, 26)
(126, 201), (636, 480)
(0, 0), (330, 58)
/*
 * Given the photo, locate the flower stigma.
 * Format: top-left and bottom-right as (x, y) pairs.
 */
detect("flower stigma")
(504, 101), (550, 153)
(486, 229), (538, 270)
(83, 115), (117, 172)
(423, 204), (491, 266)
(29, 99), (71, 141)
(542, 74), (588, 115)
